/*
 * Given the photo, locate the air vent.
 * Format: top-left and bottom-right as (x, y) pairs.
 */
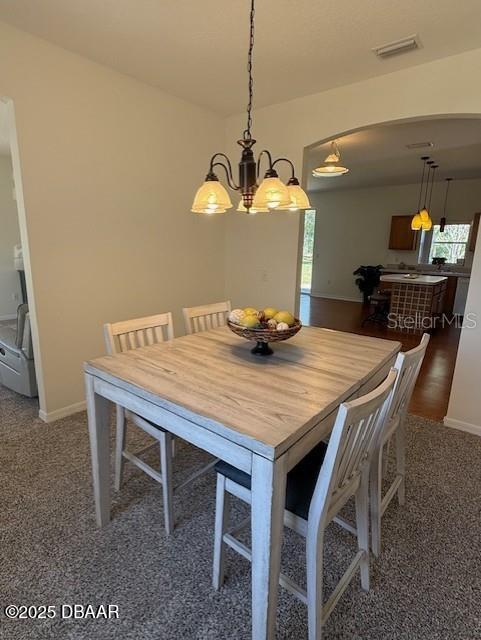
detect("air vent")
(406, 141), (433, 150)
(372, 35), (419, 58)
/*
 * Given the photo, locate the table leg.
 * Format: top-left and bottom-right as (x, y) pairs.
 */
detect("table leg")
(251, 452), (287, 640)
(85, 373), (111, 527)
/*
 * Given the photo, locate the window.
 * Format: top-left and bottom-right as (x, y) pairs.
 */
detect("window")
(300, 210), (316, 291)
(428, 223), (471, 264)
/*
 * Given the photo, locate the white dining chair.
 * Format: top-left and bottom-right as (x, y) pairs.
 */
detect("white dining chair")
(182, 300), (231, 335)
(370, 333), (430, 557)
(212, 369), (397, 640)
(104, 312), (176, 534)
(104, 311), (218, 535)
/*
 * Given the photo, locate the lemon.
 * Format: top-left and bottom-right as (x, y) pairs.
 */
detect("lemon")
(243, 307), (258, 316)
(263, 307), (278, 320)
(274, 311), (295, 327)
(241, 314), (260, 329)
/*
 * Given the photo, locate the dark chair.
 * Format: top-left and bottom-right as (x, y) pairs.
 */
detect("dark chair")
(362, 290), (391, 326)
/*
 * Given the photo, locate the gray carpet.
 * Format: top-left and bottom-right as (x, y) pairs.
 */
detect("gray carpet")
(1, 383), (481, 640)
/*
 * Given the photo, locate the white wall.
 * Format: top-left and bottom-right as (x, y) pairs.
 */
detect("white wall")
(445, 219), (481, 434)
(309, 179), (481, 301)
(224, 46), (481, 428)
(0, 21), (226, 419)
(0, 153), (21, 318)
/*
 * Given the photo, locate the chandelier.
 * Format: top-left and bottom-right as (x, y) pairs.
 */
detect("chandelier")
(191, 0), (310, 215)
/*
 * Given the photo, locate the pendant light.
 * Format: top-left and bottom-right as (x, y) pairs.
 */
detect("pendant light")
(419, 159), (434, 221)
(421, 163), (438, 231)
(191, 0), (310, 214)
(440, 178), (452, 232)
(411, 156), (429, 230)
(312, 141), (349, 177)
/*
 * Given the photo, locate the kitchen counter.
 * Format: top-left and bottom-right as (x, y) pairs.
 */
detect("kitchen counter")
(381, 268), (470, 278)
(380, 275), (448, 334)
(380, 274), (448, 286)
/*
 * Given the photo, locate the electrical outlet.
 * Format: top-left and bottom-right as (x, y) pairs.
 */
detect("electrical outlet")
(261, 270), (268, 283)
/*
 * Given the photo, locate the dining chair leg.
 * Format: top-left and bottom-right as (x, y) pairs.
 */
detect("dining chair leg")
(395, 421), (406, 506)
(159, 431), (174, 536)
(382, 438), (391, 478)
(306, 530), (324, 640)
(114, 404), (126, 492)
(370, 447), (383, 559)
(355, 469), (370, 591)
(213, 474), (229, 590)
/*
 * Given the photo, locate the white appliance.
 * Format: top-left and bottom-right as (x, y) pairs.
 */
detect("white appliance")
(454, 277), (470, 316)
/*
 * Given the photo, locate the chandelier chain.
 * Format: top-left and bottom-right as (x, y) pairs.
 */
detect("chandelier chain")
(243, 0), (255, 141)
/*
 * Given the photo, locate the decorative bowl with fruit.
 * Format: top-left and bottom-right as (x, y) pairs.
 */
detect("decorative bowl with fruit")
(227, 307), (302, 355)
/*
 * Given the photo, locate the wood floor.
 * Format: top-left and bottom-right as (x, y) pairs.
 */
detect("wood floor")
(300, 294), (461, 422)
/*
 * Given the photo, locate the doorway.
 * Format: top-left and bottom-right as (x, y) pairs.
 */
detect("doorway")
(0, 97), (42, 409)
(298, 116), (481, 422)
(300, 209), (316, 293)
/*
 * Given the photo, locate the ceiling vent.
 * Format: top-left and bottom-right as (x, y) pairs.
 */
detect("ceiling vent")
(406, 141), (433, 150)
(372, 35), (419, 58)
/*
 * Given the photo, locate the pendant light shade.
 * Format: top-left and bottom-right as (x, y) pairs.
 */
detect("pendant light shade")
(419, 208), (430, 222)
(312, 141), (349, 177)
(411, 213), (422, 230)
(191, 177), (233, 214)
(421, 217), (432, 231)
(252, 176), (291, 209)
(312, 164), (349, 177)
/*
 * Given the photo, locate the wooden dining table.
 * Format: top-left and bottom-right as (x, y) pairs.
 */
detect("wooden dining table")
(84, 325), (400, 640)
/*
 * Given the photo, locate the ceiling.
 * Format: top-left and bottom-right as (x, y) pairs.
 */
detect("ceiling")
(1, 1), (481, 115)
(306, 118), (481, 192)
(0, 102), (9, 155)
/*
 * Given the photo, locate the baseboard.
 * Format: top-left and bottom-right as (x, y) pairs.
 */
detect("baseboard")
(309, 292), (362, 303)
(443, 417), (481, 437)
(39, 400), (87, 423)
(0, 313), (17, 321)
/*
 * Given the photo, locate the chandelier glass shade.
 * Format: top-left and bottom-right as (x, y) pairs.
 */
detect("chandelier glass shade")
(312, 141), (349, 177)
(252, 176), (291, 210)
(191, 0), (310, 215)
(237, 200), (269, 213)
(191, 177), (233, 214)
(285, 180), (312, 210)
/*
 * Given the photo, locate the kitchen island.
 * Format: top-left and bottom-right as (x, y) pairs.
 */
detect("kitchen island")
(380, 274), (448, 333)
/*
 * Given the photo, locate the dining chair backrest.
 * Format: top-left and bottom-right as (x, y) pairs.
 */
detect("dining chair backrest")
(182, 301), (232, 335)
(385, 333), (430, 426)
(308, 368), (397, 529)
(104, 312), (174, 355)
